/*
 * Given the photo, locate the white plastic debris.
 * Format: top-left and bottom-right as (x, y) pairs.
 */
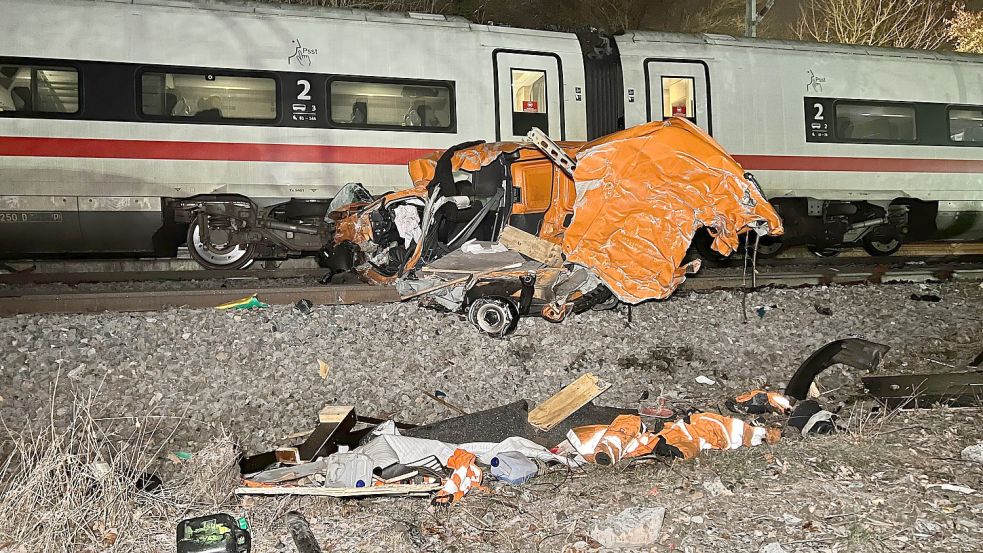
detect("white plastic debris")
(393, 204), (422, 248)
(695, 375), (716, 385)
(925, 483), (977, 494)
(961, 443), (983, 464)
(590, 506), (665, 549)
(460, 239), (508, 255)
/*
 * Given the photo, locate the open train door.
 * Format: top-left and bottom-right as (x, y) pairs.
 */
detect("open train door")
(494, 51), (563, 141)
(645, 60), (712, 133)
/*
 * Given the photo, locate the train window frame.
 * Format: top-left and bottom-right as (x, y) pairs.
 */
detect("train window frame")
(325, 75), (457, 133)
(832, 99), (919, 145)
(660, 75), (696, 121)
(946, 105), (983, 147)
(135, 66), (280, 125)
(0, 59), (81, 119)
(509, 67), (549, 136)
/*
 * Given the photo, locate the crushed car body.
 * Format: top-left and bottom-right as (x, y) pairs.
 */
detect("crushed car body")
(327, 117), (783, 336)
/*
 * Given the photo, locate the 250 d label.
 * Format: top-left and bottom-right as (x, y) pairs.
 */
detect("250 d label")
(0, 212), (63, 223)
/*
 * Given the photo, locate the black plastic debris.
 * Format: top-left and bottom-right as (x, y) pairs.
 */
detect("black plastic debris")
(285, 512), (323, 553)
(295, 299), (314, 314)
(785, 338), (891, 401)
(176, 513), (251, 553)
(862, 370), (983, 409)
(910, 293), (942, 302)
(787, 399), (838, 435)
(404, 400), (638, 447)
(814, 303), (833, 316)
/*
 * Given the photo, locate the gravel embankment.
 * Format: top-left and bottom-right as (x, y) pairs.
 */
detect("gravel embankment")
(2, 280), (982, 552)
(2, 280), (980, 455)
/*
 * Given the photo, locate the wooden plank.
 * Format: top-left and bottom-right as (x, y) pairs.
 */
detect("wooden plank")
(235, 483), (441, 497)
(319, 405), (354, 424)
(527, 373), (611, 431)
(498, 226), (564, 267)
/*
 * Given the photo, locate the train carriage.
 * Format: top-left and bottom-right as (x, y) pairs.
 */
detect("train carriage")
(2, 0), (982, 266)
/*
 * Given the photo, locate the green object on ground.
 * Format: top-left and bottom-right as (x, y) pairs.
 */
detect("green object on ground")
(215, 295), (270, 310)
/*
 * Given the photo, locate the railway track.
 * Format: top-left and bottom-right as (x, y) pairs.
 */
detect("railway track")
(2, 263), (981, 316)
(4, 243), (983, 286)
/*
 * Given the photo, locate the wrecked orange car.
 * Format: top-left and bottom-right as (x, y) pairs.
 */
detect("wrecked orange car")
(326, 117), (783, 336)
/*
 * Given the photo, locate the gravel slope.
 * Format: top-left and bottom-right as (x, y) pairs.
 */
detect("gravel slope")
(1, 280), (982, 551)
(2, 280), (980, 453)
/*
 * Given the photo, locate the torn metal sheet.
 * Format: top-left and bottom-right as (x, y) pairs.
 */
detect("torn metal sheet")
(328, 117), (782, 334)
(562, 119), (783, 303)
(862, 370), (983, 409)
(784, 339), (891, 401)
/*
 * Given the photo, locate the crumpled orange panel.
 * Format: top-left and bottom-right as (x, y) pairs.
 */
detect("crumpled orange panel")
(562, 117), (783, 303)
(408, 142), (526, 187)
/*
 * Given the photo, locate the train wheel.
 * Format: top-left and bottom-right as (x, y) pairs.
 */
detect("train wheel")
(748, 236), (785, 259)
(692, 228), (732, 266)
(862, 236), (902, 256)
(187, 218), (256, 270)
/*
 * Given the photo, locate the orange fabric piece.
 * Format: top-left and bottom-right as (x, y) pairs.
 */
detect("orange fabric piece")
(654, 412), (781, 460)
(433, 448), (485, 505)
(562, 118), (783, 303)
(734, 390), (792, 414)
(567, 415), (658, 465)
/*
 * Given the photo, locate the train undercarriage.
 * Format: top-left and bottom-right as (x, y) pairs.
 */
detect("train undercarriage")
(173, 192), (943, 271)
(695, 197), (940, 261)
(171, 188), (372, 272)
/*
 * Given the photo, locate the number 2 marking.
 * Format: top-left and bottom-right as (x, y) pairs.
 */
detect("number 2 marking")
(297, 79), (311, 100)
(813, 103), (825, 120)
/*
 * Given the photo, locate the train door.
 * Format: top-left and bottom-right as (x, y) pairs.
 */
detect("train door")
(494, 52), (563, 141)
(645, 60), (711, 133)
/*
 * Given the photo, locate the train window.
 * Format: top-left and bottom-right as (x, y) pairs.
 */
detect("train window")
(949, 108), (983, 144)
(834, 102), (916, 143)
(140, 72), (276, 121)
(511, 69), (548, 135)
(328, 79), (453, 130)
(661, 77), (695, 120)
(0, 64), (78, 114)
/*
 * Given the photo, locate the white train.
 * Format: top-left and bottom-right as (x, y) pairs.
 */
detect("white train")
(2, 0), (982, 266)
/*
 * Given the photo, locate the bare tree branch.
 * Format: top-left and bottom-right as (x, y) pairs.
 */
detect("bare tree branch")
(794, 0), (954, 50)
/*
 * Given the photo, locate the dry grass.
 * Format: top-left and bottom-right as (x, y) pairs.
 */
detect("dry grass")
(0, 378), (240, 552)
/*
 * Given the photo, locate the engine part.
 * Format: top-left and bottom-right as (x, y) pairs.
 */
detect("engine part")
(467, 297), (518, 338)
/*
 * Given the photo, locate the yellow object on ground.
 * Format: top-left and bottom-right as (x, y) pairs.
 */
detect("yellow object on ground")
(215, 295), (269, 310)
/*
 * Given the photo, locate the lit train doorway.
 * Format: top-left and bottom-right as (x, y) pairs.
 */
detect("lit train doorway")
(494, 51), (563, 141)
(645, 60), (711, 134)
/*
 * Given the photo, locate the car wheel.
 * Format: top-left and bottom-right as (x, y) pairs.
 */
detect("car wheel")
(467, 298), (518, 338)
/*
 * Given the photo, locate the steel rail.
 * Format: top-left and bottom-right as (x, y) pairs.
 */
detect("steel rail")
(4, 242), (983, 285)
(2, 266), (982, 316)
(0, 268), (326, 285)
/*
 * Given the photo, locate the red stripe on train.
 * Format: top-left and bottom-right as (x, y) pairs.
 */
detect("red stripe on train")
(734, 155), (983, 174)
(0, 136), (434, 165)
(0, 136), (981, 173)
